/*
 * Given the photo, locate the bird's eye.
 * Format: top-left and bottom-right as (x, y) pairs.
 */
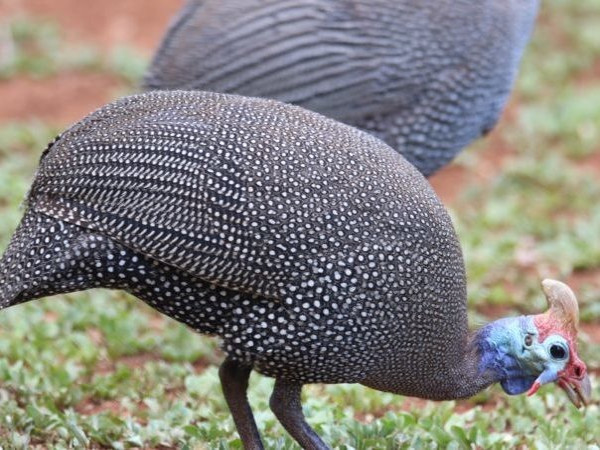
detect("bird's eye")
(550, 344), (567, 360)
(524, 334), (533, 347)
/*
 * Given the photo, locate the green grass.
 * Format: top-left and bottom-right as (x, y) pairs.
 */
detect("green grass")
(0, 0), (599, 447)
(0, 15), (147, 85)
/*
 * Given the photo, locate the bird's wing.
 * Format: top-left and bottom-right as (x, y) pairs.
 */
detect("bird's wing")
(28, 92), (271, 299)
(143, 0), (433, 123)
(26, 91), (417, 302)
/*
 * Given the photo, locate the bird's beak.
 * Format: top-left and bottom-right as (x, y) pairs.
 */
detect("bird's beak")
(526, 365), (592, 408)
(557, 373), (592, 408)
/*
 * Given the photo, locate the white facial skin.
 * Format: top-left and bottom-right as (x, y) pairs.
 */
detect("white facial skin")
(493, 316), (570, 395)
(518, 324), (570, 386)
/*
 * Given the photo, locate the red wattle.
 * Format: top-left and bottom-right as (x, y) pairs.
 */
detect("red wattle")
(526, 381), (541, 396)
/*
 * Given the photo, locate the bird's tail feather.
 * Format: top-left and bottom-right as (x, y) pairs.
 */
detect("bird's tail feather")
(0, 210), (87, 308)
(0, 211), (39, 309)
(1, 209), (124, 309)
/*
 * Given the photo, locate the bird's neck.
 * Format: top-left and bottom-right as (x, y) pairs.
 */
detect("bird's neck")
(424, 323), (504, 400)
(419, 317), (529, 400)
(362, 318), (528, 400)
(453, 316), (532, 399)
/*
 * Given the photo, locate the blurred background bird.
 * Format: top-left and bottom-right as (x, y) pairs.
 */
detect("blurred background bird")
(144, 0), (540, 176)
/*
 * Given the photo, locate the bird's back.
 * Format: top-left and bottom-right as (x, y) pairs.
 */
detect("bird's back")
(143, 0), (539, 175)
(2, 91), (467, 393)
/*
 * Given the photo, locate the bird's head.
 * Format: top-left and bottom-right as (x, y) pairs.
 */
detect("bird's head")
(481, 279), (591, 407)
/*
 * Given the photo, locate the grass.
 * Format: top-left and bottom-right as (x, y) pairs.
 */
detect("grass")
(0, 0), (599, 447)
(0, 15), (147, 85)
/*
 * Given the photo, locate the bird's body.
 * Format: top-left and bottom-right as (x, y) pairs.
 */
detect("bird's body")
(3, 91), (467, 396)
(0, 91), (590, 449)
(144, 0), (540, 175)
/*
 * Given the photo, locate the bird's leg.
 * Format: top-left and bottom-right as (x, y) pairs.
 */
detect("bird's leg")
(219, 358), (264, 450)
(269, 379), (329, 450)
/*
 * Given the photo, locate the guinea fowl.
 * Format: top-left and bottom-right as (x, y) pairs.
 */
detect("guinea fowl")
(0, 91), (591, 449)
(143, 0), (540, 176)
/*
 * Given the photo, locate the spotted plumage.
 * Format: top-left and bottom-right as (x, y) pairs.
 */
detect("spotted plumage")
(0, 91), (590, 449)
(144, 0), (540, 176)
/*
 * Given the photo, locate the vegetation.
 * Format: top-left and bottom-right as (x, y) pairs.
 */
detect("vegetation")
(0, 0), (599, 447)
(0, 16), (146, 84)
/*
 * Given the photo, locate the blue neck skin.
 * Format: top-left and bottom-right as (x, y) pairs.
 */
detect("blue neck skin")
(475, 316), (539, 395)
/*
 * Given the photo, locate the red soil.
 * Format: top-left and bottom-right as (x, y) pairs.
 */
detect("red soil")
(430, 101), (518, 205)
(0, 73), (121, 124)
(21, 0), (180, 53)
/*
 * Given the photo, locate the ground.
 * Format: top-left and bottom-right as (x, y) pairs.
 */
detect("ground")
(0, 0), (599, 448)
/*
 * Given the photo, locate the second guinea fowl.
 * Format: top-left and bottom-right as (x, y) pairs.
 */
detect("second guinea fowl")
(0, 91), (591, 449)
(144, 0), (540, 176)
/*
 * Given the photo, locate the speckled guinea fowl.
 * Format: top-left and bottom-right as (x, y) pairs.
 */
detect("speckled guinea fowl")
(0, 91), (590, 449)
(143, 0), (539, 176)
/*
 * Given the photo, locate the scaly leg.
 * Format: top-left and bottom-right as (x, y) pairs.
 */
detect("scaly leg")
(219, 359), (264, 450)
(269, 379), (329, 450)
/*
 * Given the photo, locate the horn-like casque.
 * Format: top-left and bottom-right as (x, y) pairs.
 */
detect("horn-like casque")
(541, 279), (579, 335)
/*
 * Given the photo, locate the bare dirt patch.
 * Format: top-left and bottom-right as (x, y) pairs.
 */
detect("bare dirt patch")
(429, 164), (469, 205)
(575, 59), (600, 88)
(94, 351), (160, 376)
(0, 73), (121, 124)
(576, 149), (600, 178)
(581, 323), (600, 345)
(475, 303), (515, 319)
(430, 100), (519, 205)
(22, 0), (181, 53)
(567, 268), (600, 291)
(2, 0), (182, 127)
(75, 398), (128, 416)
(94, 350), (215, 376)
(117, 352), (160, 369)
